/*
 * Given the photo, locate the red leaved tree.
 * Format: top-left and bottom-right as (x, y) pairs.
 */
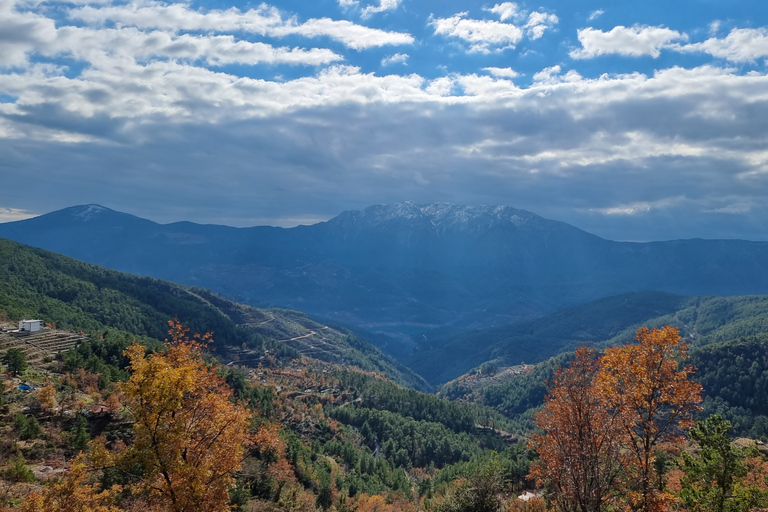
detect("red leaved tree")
(529, 347), (627, 512)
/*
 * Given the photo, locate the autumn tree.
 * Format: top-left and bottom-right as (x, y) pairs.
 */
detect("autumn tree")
(596, 326), (702, 512)
(37, 384), (57, 412)
(529, 347), (626, 512)
(19, 454), (121, 512)
(109, 320), (254, 512)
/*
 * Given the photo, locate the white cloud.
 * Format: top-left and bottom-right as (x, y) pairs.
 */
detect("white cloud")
(57, 27), (343, 67)
(532, 64), (561, 83)
(570, 25), (687, 59)
(70, 2), (415, 50)
(483, 67), (519, 78)
(381, 52), (408, 66)
(588, 9), (604, 21)
(430, 12), (524, 53)
(0, 207), (37, 222)
(361, 0), (402, 18)
(486, 3), (520, 22)
(284, 18), (413, 50)
(591, 202), (653, 216)
(432, 6), (557, 53)
(524, 11), (558, 40)
(676, 28), (768, 63)
(337, 0), (358, 7)
(0, 3), (57, 66)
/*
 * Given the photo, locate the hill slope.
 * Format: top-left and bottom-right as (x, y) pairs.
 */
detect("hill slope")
(4, 203), (768, 348)
(419, 292), (768, 385)
(440, 332), (768, 439)
(0, 237), (427, 390)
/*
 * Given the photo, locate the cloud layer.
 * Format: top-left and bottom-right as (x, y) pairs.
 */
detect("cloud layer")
(1, 0), (768, 241)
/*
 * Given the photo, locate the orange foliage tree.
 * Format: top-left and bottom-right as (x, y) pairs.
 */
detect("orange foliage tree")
(19, 454), (121, 512)
(596, 326), (702, 512)
(113, 320), (254, 512)
(529, 347), (627, 512)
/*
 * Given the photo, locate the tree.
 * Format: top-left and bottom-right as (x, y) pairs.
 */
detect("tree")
(19, 454), (121, 512)
(596, 326), (702, 512)
(2, 348), (28, 377)
(37, 384), (57, 412)
(678, 415), (765, 512)
(529, 347), (626, 512)
(68, 414), (91, 453)
(14, 414), (40, 440)
(111, 320), (254, 512)
(434, 458), (504, 512)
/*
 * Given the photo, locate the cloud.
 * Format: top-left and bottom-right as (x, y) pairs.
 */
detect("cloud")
(486, 3), (521, 22)
(70, 2), (415, 50)
(590, 202), (653, 216)
(588, 9), (604, 21)
(430, 12), (524, 53)
(532, 65), (562, 83)
(524, 11), (558, 40)
(0, 3), (57, 66)
(4, 0), (768, 241)
(5, 59), (768, 238)
(0, 207), (37, 222)
(483, 67), (519, 78)
(361, 0), (402, 18)
(381, 53), (408, 66)
(432, 6), (558, 53)
(571, 25), (687, 59)
(676, 28), (768, 63)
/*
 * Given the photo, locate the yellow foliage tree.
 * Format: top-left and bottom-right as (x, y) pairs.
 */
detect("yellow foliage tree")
(114, 321), (254, 512)
(19, 454), (121, 512)
(36, 384), (57, 412)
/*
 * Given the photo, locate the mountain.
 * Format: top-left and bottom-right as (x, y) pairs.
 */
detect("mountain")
(4, 202), (768, 351)
(0, 237), (427, 390)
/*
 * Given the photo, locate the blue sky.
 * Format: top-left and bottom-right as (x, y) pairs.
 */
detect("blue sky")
(1, 0), (768, 240)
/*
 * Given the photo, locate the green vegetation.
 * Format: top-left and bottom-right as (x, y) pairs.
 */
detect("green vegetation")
(2, 348), (28, 376)
(678, 415), (766, 512)
(689, 333), (768, 438)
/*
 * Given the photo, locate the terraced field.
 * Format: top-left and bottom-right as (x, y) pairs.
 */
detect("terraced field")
(0, 325), (87, 364)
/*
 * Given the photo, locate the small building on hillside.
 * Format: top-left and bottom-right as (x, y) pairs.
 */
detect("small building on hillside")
(18, 320), (42, 332)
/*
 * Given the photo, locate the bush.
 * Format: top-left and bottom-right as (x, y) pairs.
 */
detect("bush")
(2, 459), (35, 483)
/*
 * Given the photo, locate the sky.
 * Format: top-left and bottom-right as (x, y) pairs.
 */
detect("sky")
(1, 0), (768, 241)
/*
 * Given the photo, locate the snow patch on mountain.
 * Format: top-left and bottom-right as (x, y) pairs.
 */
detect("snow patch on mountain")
(71, 204), (110, 221)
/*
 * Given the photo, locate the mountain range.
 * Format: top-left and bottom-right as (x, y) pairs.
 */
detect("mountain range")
(4, 202), (768, 351)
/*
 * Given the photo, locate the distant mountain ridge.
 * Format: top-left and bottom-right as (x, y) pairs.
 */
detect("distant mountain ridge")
(3, 202), (768, 351)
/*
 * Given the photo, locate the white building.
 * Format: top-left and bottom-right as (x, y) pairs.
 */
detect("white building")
(18, 320), (42, 332)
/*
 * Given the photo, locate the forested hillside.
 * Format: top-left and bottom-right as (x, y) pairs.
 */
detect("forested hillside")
(0, 237), (426, 390)
(440, 332), (768, 439)
(417, 292), (768, 385)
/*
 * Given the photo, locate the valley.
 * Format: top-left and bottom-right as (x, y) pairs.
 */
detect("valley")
(2, 203), (768, 511)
